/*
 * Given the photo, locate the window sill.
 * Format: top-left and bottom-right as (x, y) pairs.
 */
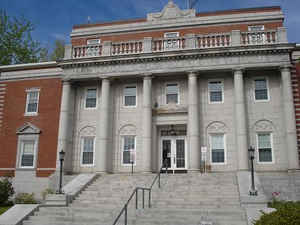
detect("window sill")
(24, 113), (38, 117)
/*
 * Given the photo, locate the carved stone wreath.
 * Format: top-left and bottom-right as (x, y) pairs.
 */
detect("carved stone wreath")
(253, 120), (274, 132)
(207, 121), (228, 133)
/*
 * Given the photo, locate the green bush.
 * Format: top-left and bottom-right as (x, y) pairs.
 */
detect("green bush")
(255, 201), (300, 225)
(14, 193), (37, 204)
(0, 178), (15, 206)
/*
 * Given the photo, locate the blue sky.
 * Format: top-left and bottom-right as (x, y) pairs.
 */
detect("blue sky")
(1, 0), (299, 51)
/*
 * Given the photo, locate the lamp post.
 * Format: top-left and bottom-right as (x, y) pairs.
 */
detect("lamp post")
(58, 150), (65, 194)
(248, 146), (257, 196)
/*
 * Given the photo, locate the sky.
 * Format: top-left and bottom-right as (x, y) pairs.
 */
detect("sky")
(1, 0), (300, 51)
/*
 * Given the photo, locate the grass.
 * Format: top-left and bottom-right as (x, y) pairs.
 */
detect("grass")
(0, 206), (12, 215)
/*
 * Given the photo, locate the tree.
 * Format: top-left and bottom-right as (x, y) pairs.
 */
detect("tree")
(50, 39), (65, 61)
(0, 10), (43, 65)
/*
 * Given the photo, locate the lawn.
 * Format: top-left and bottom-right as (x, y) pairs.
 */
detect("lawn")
(0, 206), (11, 215)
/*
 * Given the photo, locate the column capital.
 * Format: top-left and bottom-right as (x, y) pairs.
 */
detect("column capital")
(99, 76), (112, 81)
(62, 78), (71, 84)
(142, 73), (153, 79)
(280, 64), (292, 72)
(187, 70), (198, 77)
(233, 67), (245, 73)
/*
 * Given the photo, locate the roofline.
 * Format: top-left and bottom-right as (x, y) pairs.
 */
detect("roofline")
(0, 61), (58, 72)
(73, 5), (282, 30)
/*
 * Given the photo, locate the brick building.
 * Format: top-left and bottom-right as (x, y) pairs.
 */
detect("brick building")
(0, 1), (299, 196)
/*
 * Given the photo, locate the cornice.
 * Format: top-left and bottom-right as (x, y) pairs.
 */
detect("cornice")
(60, 44), (294, 69)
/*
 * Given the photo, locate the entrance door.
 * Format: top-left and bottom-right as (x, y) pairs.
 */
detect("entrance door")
(161, 137), (186, 173)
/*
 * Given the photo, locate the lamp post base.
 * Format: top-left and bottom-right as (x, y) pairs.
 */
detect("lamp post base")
(249, 189), (258, 196)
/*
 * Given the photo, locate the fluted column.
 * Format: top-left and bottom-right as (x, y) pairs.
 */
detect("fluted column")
(56, 80), (72, 170)
(188, 72), (200, 170)
(281, 65), (299, 169)
(142, 75), (152, 171)
(97, 78), (111, 172)
(234, 68), (248, 170)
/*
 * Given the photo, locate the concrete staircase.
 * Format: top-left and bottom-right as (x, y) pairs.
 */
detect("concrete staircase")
(23, 172), (248, 225)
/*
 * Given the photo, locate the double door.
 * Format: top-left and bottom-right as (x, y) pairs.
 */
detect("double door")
(161, 136), (187, 172)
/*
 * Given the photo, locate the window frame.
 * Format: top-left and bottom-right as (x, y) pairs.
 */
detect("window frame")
(84, 87), (98, 110)
(165, 82), (180, 105)
(25, 88), (40, 116)
(80, 136), (95, 167)
(208, 79), (224, 104)
(209, 133), (227, 165)
(253, 77), (270, 102)
(121, 135), (136, 166)
(16, 135), (39, 169)
(256, 132), (274, 164)
(123, 84), (137, 108)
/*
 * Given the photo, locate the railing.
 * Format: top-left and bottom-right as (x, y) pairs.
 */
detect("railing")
(152, 37), (185, 52)
(70, 29), (282, 59)
(241, 30), (277, 45)
(112, 160), (168, 225)
(73, 44), (102, 58)
(197, 33), (231, 48)
(112, 41), (143, 55)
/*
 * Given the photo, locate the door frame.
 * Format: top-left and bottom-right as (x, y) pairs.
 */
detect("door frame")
(160, 136), (187, 172)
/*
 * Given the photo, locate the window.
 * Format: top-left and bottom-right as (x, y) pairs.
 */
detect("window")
(166, 83), (179, 104)
(20, 140), (35, 168)
(248, 25), (265, 44)
(122, 136), (136, 165)
(210, 134), (225, 163)
(124, 86), (137, 107)
(257, 133), (273, 163)
(81, 137), (95, 165)
(254, 78), (269, 101)
(25, 89), (39, 115)
(164, 32), (179, 50)
(85, 88), (97, 109)
(208, 81), (223, 103)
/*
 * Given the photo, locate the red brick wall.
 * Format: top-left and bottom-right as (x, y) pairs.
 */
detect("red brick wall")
(0, 78), (62, 177)
(293, 62), (300, 164)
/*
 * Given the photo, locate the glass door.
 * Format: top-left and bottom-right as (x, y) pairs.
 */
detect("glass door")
(161, 137), (186, 172)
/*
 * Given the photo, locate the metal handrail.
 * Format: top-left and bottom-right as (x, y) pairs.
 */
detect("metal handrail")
(112, 159), (168, 225)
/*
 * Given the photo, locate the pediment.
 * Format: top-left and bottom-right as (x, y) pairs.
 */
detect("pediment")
(147, 0), (196, 21)
(16, 122), (41, 135)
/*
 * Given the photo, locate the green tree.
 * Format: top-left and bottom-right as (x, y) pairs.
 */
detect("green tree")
(0, 10), (43, 65)
(50, 39), (65, 61)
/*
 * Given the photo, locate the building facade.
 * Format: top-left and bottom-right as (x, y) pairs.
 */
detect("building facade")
(0, 1), (299, 196)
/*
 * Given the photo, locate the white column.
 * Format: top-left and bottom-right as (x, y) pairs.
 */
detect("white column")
(281, 65), (299, 169)
(97, 78), (111, 172)
(142, 75), (152, 171)
(188, 72), (200, 170)
(234, 68), (249, 170)
(56, 80), (72, 169)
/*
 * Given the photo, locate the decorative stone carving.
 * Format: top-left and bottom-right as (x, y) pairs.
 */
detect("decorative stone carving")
(253, 120), (274, 132)
(16, 122), (41, 134)
(147, 0), (196, 21)
(207, 121), (228, 133)
(79, 126), (96, 136)
(119, 124), (136, 135)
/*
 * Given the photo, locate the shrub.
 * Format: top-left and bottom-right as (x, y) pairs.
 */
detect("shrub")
(14, 193), (37, 204)
(0, 178), (15, 206)
(255, 201), (300, 225)
(41, 188), (55, 200)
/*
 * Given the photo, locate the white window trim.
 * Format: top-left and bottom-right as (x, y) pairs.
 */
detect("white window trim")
(25, 88), (40, 116)
(208, 79), (224, 104)
(209, 133), (227, 165)
(165, 82), (180, 105)
(80, 136), (95, 167)
(16, 135), (39, 169)
(164, 32), (179, 38)
(256, 132), (275, 164)
(253, 77), (270, 102)
(84, 87), (98, 110)
(121, 135), (137, 166)
(123, 84), (137, 108)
